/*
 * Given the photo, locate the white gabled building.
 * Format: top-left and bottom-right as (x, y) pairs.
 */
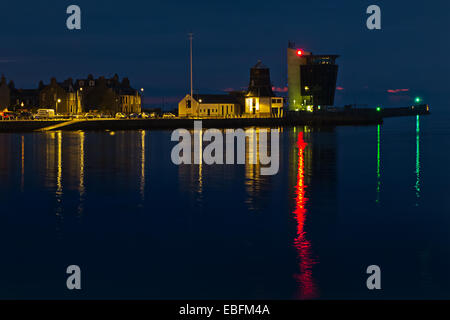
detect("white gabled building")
(178, 94), (242, 118)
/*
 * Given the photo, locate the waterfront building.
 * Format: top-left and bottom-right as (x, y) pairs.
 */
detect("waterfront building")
(81, 76), (120, 114)
(115, 77), (142, 114)
(0, 74), (141, 115)
(75, 74), (141, 114)
(10, 88), (41, 111)
(178, 94), (242, 118)
(287, 42), (339, 111)
(0, 75), (10, 110)
(245, 61), (283, 117)
(40, 78), (81, 114)
(9, 80), (44, 111)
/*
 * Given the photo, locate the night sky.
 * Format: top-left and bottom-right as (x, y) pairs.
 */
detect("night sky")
(0, 0), (448, 108)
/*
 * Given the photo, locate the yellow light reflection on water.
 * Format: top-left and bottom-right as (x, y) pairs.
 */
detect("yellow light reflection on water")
(21, 135), (25, 191)
(79, 132), (85, 194)
(196, 127), (203, 192)
(78, 131), (85, 217)
(140, 130), (146, 200)
(56, 131), (62, 197)
(244, 128), (261, 210)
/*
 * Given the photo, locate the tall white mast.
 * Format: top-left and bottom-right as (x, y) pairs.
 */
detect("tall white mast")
(188, 33), (193, 99)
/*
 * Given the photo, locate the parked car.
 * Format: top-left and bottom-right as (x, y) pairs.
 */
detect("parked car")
(5, 112), (17, 120)
(115, 113), (126, 119)
(36, 109), (55, 119)
(55, 114), (67, 119)
(162, 112), (176, 119)
(129, 113), (139, 119)
(84, 113), (97, 119)
(138, 112), (150, 119)
(0, 111), (16, 120)
(18, 112), (33, 120)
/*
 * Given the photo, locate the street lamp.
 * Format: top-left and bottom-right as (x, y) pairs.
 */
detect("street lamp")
(56, 99), (61, 113)
(140, 88), (144, 112)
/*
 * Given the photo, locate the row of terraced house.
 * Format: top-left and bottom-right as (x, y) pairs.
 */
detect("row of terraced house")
(0, 74), (142, 115)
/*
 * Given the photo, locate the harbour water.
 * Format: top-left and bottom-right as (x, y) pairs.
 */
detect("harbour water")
(0, 108), (449, 299)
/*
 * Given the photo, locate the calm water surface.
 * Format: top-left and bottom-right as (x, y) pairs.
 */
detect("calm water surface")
(0, 108), (449, 299)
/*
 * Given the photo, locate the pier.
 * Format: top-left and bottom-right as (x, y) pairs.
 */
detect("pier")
(0, 105), (430, 133)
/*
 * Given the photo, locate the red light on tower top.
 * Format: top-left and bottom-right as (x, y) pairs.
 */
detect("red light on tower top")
(297, 49), (303, 56)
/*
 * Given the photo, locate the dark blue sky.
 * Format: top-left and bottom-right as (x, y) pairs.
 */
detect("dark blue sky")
(0, 0), (448, 108)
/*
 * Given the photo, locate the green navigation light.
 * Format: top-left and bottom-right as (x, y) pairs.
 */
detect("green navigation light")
(415, 97), (421, 103)
(376, 107), (381, 112)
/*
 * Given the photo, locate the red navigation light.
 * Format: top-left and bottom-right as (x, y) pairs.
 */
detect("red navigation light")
(297, 49), (303, 56)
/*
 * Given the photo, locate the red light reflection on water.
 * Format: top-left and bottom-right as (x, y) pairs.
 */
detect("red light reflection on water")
(293, 132), (318, 299)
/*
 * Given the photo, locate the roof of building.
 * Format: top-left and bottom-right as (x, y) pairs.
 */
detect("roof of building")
(119, 87), (139, 95)
(252, 60), (268, 69)
(193, 94), (240, 104)
(247, 60), (275, 97)
(13, 89), (39, 94)
(58, 81), (75, 92)
(307, 54), (340, 58)
(74, 75), (139, 95)
(247, 87), (275, 97)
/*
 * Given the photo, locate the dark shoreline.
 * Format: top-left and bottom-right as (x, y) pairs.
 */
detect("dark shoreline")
(0, 106), (430, 133)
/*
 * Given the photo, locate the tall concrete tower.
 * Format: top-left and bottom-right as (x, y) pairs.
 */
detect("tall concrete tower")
(287, 45), (312, 111)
